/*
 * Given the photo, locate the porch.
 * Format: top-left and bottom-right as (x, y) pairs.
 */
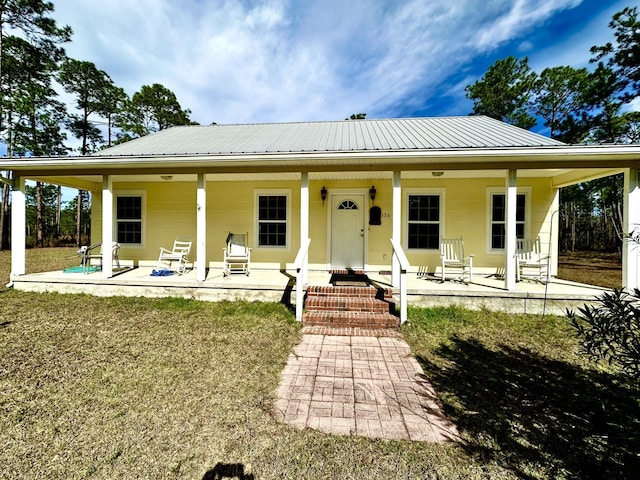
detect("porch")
(10, 266), (608, 316)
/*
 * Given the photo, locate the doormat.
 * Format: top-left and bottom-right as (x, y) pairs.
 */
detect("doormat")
(330, 272), (371, 287)
(63, 266), (100, 273)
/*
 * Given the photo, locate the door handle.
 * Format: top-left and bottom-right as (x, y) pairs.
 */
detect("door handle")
(360, 229), (364, 237)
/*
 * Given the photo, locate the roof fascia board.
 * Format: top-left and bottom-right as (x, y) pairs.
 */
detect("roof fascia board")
(2, 145), (640, 172)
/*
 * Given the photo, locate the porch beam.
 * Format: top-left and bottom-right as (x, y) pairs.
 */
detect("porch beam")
(102, 175), (113, 278)
(623, 167), (640, 290)
(0, 174), (13, 187)
(28, 176), (100, 192)
(196, 173), (207, 282)
(504, 169), (517, 291)
(10, 176), (26, 278)
(300, 172), (309, 286)
(6, 160), (638, 178)
(392, 171), (401, 288)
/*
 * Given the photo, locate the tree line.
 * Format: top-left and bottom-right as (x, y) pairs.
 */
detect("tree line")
(0, 0), (198, 249)
(466, 6), (640, 252)
(1, 3), (638, 252)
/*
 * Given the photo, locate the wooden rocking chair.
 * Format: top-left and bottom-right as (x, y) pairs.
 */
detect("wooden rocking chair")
(516, 237), (550, 282)
(440, 237), (473, 282)
(223, 232), (251, 276)
(157, 240), (192, 274)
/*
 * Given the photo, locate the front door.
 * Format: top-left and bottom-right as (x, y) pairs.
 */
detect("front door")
(330, 194), (365, 269)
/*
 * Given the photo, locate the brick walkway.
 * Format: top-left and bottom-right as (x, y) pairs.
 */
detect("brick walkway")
(274, 328), (459, 442)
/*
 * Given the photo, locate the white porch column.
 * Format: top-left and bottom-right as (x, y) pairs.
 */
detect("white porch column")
(623, 167), (640, 290)
(392, 171), (401, 288)
(504, 169), (517, 291)
(196, 173), (207, 282)
(10, 176), (26, 278)
(549, 189), (560, 277)
(300, 172), (309, 284)
(102, 175), (113, 279)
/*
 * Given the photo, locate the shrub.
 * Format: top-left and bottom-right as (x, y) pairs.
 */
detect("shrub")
(567, 288), (640, 377)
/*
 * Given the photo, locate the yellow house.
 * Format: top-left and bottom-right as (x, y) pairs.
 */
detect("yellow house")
(2, 116), (639, 321)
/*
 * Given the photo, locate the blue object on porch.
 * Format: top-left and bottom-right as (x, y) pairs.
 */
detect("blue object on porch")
(150, 269), (174, 277)
(63, 265), (99, 273)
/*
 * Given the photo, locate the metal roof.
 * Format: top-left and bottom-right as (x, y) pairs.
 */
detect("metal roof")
(95, 116), (564, 157)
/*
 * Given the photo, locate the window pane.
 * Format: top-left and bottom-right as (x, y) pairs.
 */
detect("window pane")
(408, 223), (439, 249)
(516, 223), (525, 239)
(492, 195), (505, 222)
(117, 222), (141, 244)
(259, 195), (286, 221)
(491, 224), (505, 249)
(338, 200), (358, 210)
(408, 195), (439, 222)
(493, 194), (525, 222)
(516, 194), (525, 222)
(259, 222), (286, 246)
(117, 197), (141, 220)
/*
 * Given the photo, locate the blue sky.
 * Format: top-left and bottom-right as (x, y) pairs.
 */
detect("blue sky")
(46, 0), (640, 130)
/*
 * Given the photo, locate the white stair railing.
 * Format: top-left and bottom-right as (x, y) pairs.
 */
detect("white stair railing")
(390, 238), (410, 324)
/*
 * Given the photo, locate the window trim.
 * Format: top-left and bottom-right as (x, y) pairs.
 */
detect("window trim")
(254, 189), (291, 249)
(402, 188), (445, 252)
(486, 187), (531, 254)
(113, 190), (146, 247)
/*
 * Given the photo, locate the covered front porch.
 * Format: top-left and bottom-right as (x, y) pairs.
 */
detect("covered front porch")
(10, 265), (609, 316)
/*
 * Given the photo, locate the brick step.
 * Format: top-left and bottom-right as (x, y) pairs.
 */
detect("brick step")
(305, 296), (392, 313)
(302, 311), (400, 329)
(306, 285), (393, 299)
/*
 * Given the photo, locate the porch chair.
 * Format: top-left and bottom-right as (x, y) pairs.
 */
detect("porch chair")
(157, 239), (192, 274)
(440, 237), (473, 283)
(78, 242), (121, 274)
(516, 237), (550, 282)
(223, 232), (251, 276)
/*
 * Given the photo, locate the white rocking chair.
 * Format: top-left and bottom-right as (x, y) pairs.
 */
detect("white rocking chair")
(223, 233), (251, 276)
(516, 237), (550, 282)
(157, 240), (192, 274)
(440, 237), (473, 282)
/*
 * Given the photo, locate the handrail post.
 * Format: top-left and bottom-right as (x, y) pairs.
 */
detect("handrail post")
(295, 269), (304, 322)
(294, 238), (311, 322)
(400, 268), (407, 324)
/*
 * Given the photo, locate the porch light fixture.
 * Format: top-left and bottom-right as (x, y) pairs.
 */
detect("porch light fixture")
(160, 175), (173, 181)
(369, 185), (377, 202)
(321, 186), (327, 205)
(431, 171), (444, 177)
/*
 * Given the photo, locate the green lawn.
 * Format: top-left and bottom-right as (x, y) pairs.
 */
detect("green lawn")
(1, 248), (638, 479)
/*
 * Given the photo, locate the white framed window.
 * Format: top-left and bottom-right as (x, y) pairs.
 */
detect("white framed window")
(254, 189), (291, 248)
(403, 189), (444, 250)
(114, 192), (145, 246)
(486, 187), (530, 252)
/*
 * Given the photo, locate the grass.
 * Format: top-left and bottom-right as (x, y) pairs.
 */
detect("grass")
(1, 248), (638, 479)
(403, 306), (640, 479)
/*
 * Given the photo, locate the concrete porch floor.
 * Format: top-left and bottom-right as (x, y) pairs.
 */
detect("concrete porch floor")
(10, 266), (609, 315)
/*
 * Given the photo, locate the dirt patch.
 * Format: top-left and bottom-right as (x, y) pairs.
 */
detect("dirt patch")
(557, 251), (622, 290)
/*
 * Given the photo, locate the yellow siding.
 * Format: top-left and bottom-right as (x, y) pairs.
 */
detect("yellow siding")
(91, 177), (557, 272)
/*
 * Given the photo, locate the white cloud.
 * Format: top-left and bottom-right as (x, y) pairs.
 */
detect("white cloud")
(50, 0), (618, 126)
(472, 0), (582, 51)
